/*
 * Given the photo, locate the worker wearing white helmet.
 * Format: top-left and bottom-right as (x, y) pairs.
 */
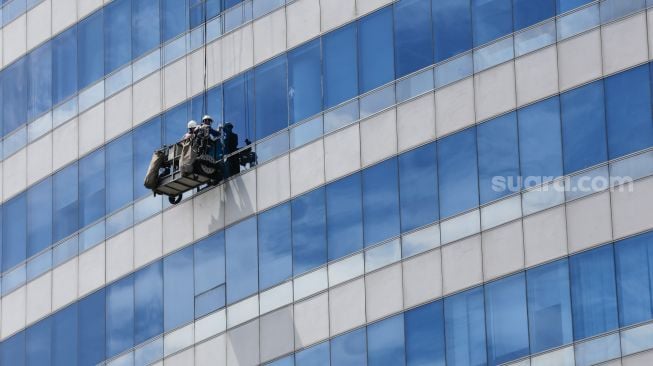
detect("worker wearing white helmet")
(183, 120), (198, 140)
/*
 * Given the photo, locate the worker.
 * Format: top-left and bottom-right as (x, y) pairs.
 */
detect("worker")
(183, 120), (197, 140)
(222, 122), (240, 175)
(200, 115), (220, 141)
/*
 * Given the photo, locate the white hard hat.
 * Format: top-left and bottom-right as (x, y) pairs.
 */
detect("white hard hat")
(187, 120), (197, 129)
(202, 115), (213, 124)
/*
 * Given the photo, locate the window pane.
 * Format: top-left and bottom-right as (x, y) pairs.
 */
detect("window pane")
(27, 43), (53, 120)
(3, 193), (27, 271)
(106, 134), (134, 213)
(477, 112), (520, 204)
(444, 287), (487, 366)
(558, 0), (593, 13)
(27, 318), (51, 366)
(2, 332), (26, 366)
(514, 0), (555, 30)
(485, 273), (530, 365)
(78, 10), (104, 90)
(133, 117), (162, 199)
(472, 0), (513, 46)
(105, 0), (132, 73)
(399, 143), (438, 232)
(292, 188), (327, 275)
(133, 0), (161, 58)
(614, 232), (653, 327)
(226, 217), (258, 303)
(363, 158), (400, 246)
(526, 259), (573, 353)
(327, 173), (363, 260)
(135, 261), (164, 344)
(163, 0), (188, 42)
(79, 149), (106, 227)
(27, 178), (52, 256)
(194, 231), (226, 295)
(164, 102), (188, 145)
(605, 65), (653, 159)
(570, 245), (619, 340)
(52, 27), (78, 105)
(107, 275), (134, 357)
(405, 301), (445, 366)
(394, 0), (434, 77)
(258, 203), (292, 290)
(289, 40), (322, 123)
(224, 73), (255, 142)
(561, 80), (608, 174)
(79, 289), (106, 366)
(296, 342), (329, 366)
(164, 246), (194, 330)
(52, 304), (78, 366)
(255, 56), (288, 139)
(53, 163), (79, 242)
(433, 0), (473, 62)
(368, 314), (406, 366)
(3, 58), (27, 135)
(437, 127), (479, 218)
(517, 97), (563, 187)
(358, 7), (394, 93)
(331, 328), (367, 366)
(323, 23), (358, 108)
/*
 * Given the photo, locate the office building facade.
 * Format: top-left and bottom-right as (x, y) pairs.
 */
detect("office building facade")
(0, 0), (653, 365)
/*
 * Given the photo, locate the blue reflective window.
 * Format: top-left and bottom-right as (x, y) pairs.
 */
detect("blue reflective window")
(52, 27), (78, 105)
(224, 0), (242, 9)
(605, 65), (653, 159)
(292, 188), (327, 274)
(3, 193), (26, 271)
(164, 102), (188, 145)
(399, 143), (438, 232)
(327, 173), (363, 260)
(226, 217), (258, 303)
(444, 287), (487, 366)
(296, 342), (330, 366)
(478, 113), (520, 203)
(26, 318), (51, 366)
(106, 134), (134, 213)
(224, 73), (255, 142)
(570, 245), (619, 340)
(561, 81), (608, 174)
(195, 285), (225, 318)
(133, 0), (161, 58)
(363, 158), (400, 246)
(485, 273), (530, 365)
(164, 246), (194, 330)
(517, 97), (563, 186)
(190, 0), (205, 28)
(258, 203), (292, 290)
(405, 301), (445, 366)
(79, 289), (106, 366)
(331, 328), (367, 366)
(433, 0), (473, 62)
(27, 43), (52, 120)
(134, 117), (162, 198)
(107, 275), (134, 357)
(472, 0), (513, 46)
(255, 56), (288, 139)
(206, 86), (224, 125)
(614, 232), (653, 327)
(27, 178), (52, 256)
(358, 7), (394, 93)
(52, 304), (78, 366)
(394, 0), (433, 77)
(135, 261), (164, 344)
(437, 127), (479, 218)
(557, 0), (593, 13)
(289, 40), (322, 124)
(105, 0), (132, 73)
(194, 231), (226, 294)
(526, 259), (573, 353)
(53, 164), (79, 242)
(2, 332), (26, 366)
(513, 0), (555, 30)
(3, 58), (27, 135)
(163, 0), (188, 42)
(78, 10), (104, 90)
(189, 93), (205, 124)
(323, 23), (358, 108)
(368, 314), (406, 366)
(79, 150), (106, 227)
